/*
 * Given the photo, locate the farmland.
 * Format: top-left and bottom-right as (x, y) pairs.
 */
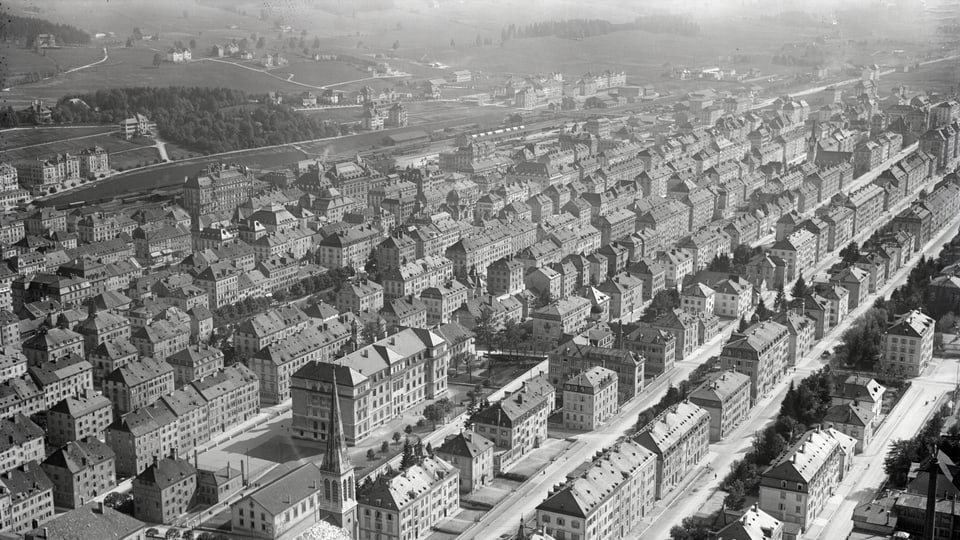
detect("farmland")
(1, 126), (116, 149)
(273, 60), (373, 88)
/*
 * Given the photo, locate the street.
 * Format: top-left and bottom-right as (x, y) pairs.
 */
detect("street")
(456, 319), (741, 540)
(634, 204), (960, 540)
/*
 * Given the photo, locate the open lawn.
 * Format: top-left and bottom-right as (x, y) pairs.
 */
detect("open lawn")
(109, 146), (162, 170)
(275, 60), (371, 87)
(0, 126), (115, 148)
(0, 132), (152, 162)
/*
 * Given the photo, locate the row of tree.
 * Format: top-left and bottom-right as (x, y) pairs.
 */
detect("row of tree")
(718, 368), (835, 509)
(500, 14), (699, 42)
(51, 87), (348, 154)
(0, 14), (90, 45)
(634, 362), (717, 431)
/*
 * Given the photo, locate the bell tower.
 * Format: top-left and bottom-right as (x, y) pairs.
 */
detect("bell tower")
(317, 369), (358, 535)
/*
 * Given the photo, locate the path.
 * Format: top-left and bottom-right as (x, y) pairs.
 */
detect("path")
(63, 47), (108, 74)
(196, 57), (410, 92)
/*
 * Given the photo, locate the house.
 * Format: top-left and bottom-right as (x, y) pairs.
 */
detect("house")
(831, 375), (885, 427)
(880, 310), (935, 378)
(634, 401), (710, 499)
(1, 462), (55, 534)
(196, 464), (243, 506)
(823, 402), (874, 453)
(436, 431), (495, 494)
(561, 366), (618, 431)
(688, 370), (752, 442)
(619, 326), (676, 376)
(829, 266), (869, 310)
(714, 505), (784, 540)
(680, 282), (715, 316)
(712, 278), (753, 320)
(102, 357), (175, 415)
(530, 296), (592, 342)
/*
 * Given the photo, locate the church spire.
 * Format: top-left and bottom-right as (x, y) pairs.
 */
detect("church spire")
(321, 368), (351, 475)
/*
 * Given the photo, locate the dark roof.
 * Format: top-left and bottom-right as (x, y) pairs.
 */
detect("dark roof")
(24, 502), (145, 539)
(135, 457), (196, 490)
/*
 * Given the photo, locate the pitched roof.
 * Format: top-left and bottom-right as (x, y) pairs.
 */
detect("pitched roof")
(24, 502), (145, 540)
(437, 431), (494, 459)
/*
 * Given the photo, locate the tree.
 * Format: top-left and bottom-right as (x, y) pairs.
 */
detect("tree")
(404, 424), (413, 435)
(133, 27), (142, 40)
(423, 398), (454, 428)
(738, 316), (750, 332)
(755, 298), (771, 321)
(669, 516), (713, 540)
(153, 53), (162, 68)
(753, 426), (787, 465)
(839, 241), (860, 264)
(366, 448), (376, 460)
(791, 275), (809, 300)
(189, 39), (197, 50)
(380, 441), (389, 453)
(400, 439), (416, 469)
(884, 438), (921, 486)
(257, 37), (266, 49)
(392, 40), (400, 50)
(392, 431), (401, 444)
(775, 284), (787, 312)
(724, 479), (746, 510)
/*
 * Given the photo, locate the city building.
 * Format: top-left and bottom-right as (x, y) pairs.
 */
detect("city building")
(182, 164), (253, 218)
(23, 502), (146, 540)
(880, 310), (935, 377)
(535, 439), (657, 540)
(46, 391), (113, 448)
(166, 344), (224, 387)
(549, 343), (644, 405)
(561, 366), (618, 431)
(688, 370), (752, 442)
(634, 401), (710, 499)
(41, 438), (115, 509)
(471, 375), (554, 473)
(436, 431), (495, 494)
(714, 505), (784, 540)
(719, 321), (790, 402)
(356, 456), (460, 540)
(619, 326), (676, 375)
(132, 456), (197, 524)
(0, 414), (44, 474)
(102, 357), (175, 415)
(759, 427), (856, 537)
(290, 328), (449, 445)
(1, 461), (55, 534)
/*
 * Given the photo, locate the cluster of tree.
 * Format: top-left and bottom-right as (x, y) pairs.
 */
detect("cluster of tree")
(400, 437), (430, 470)
(640, 289), (680, 322)
(839, 241), (860, 265)
(634, 362), (717, 431)
(212, 295), (273, 327)
(284, 266), (356, 301)
(0, 14), (90, 45)
(501, 14), (698, 42)
(52, 87), (348, 154)
(708, 245), (765, 274)
(422, 398), (455, 428)
(720, 368), (835, 507)
(835, 306), (888, 369)
(884, 405), (960, 486)
(669, 516), (714, 540)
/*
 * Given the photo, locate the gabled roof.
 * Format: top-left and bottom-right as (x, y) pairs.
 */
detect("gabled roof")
(437, 431), (494, 459)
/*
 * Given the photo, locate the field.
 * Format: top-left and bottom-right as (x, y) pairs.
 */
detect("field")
(273, 60), (372, 88)
(0, 131), (153, 163)
(108, 146), (162, 170)
(1, 126), (116, 149)
(881, 60), (960, 94)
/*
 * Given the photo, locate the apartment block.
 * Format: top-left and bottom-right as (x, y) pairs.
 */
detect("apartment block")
(549, 344), (645, 405)
(471, 375), (554, 473)
(46, 392), (113, 447)
(688, 370), (752, 442)
(719, 321), (790, 402)
(562, 366), (618, 431)
(41, 438), (115, 509)
(634, 401), (710, 499)
(880, 310), (935, 378)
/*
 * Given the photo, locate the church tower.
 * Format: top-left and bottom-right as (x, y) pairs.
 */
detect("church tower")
(317, 369), (358, 535)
